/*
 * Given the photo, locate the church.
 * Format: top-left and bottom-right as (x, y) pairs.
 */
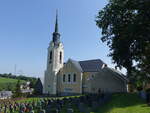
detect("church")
(43, 14), (127, 95)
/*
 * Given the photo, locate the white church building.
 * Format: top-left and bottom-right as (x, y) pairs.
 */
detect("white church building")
(43, 14), (127, 95)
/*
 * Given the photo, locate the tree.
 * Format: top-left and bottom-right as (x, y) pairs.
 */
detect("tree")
(29, 78), (37, 89)
(14, 80), (22, 97)
(6, 83), (12, 91)
(96, 0), (150, 86)
(33, 78), (43, 95)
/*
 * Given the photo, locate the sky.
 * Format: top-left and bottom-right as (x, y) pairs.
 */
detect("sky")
(0, 0), (125, 78)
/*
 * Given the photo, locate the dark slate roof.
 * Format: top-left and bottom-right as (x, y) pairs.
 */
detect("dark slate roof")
(79, 59), (106, 72)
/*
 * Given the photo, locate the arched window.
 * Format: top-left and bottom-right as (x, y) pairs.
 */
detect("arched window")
(60, 51), (62, 64)
(63, 74), (65, 82)
(73, 74), (76, 82)
(68, 74), (71, 82)
(49, 51), (52, 63)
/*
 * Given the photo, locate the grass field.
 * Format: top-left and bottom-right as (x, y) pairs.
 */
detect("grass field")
(0, 77), (25, 91)
(97, 93), (150, 113)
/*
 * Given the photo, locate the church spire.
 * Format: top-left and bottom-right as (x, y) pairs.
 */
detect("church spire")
(52, 10), (60, 46)
(55, 10), (58, 33)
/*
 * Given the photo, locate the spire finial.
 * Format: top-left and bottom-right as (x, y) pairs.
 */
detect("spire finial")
(55, 10), (58, 33)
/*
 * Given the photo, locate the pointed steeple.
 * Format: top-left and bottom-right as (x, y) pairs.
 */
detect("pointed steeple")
(52, 10), (61, 46)
(55, 10), (58, 33)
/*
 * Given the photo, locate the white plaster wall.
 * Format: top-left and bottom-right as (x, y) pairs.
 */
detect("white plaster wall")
(43, 41), (64, 95)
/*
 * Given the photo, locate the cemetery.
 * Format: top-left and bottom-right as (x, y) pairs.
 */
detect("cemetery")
(0, 92), (150, 113)
(0, 93), (112, 113)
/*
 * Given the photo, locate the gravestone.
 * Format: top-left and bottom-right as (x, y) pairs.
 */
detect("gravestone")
(0, 107), (1, 113)
(98, 98), (104, 106)
(56, 104), (61, 111)
(45, 104), (51, 113)
(55, 109), (59, 113)
(29, 107), (34, 113)
(92, 101), (99, 111)
(67, 108), (74, 113)
(139, 90), (146, 100)
(19, 110), (24, 113)
(4, 105), (7, 113)
(29, 110), (34, 113)
(78, 103), (90, 113)
(9, 104), (13, 113)
(39, 109), (46, 113)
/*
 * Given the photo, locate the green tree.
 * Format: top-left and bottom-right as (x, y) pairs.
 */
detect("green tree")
(96, 0), (150, 86)
(33, 78), (43, 95)
(6, 83), (12, 91)
(14, 80), (22, 97)
(29, 78), (37, 88)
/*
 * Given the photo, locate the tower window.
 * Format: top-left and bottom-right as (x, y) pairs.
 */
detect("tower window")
(49, 51), (52, 63)
(68, 74), (71, 82)
(63, 74), (65, 82)
(60, 51), (62, 64)
(73, 74), (76, 82)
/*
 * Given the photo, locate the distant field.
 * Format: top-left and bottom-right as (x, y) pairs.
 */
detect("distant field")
(0, 77), (25, 91)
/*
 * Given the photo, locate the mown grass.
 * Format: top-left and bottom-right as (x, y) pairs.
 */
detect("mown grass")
(96, 93), (150, 113)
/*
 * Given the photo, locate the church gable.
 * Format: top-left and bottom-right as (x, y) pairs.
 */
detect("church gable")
(57, 59), (83, 95)
(63, 59), (82, 73)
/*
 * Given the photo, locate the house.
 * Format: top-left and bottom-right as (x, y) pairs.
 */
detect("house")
(0, 91), (13, 99)
(20, 81), (33, 94)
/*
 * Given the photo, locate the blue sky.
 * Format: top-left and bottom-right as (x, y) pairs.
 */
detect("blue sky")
(0, 0), (124, 78)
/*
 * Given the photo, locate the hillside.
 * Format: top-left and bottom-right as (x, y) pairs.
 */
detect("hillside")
(97, 93), (150, 113)
(0, 77), (26, 91)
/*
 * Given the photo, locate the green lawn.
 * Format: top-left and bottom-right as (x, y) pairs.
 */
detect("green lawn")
(96, 93), (150, 113)
(0, 77), (25, 91)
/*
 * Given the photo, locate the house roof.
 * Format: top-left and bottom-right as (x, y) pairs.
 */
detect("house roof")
(0, 91), (13, 96)
(79, 59), (106, 72)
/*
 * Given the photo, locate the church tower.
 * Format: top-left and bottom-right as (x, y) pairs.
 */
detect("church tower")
(43, 13), (64, 95)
